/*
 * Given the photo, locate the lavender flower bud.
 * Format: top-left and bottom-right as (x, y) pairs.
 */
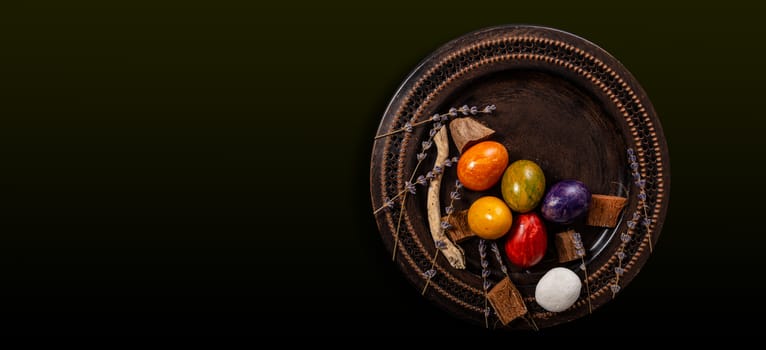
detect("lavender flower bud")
(450, 191), (461, 200)
(482, 104), (496, 113)
(405, 182), (417, 195)
(449, 108), (458, 117)
(610, 284), (621, 294)
(421, 140), (432, 151)
(617, 251), (627, 260)
(445, 205), (454, 215)
(416, 152), (427, 161)
(572, 232), (583, 250)
(614, 267), (624, 276)
(424, 269), (436, 279)
(440, 220), (452, 230)
(435, 240), (447, 250)
(483, 281), (491, 291)
(416, 175), (427, 186)
(403, 122), (413, 133)
(620, 232), (631, 243)
(470, 106), (478, 115)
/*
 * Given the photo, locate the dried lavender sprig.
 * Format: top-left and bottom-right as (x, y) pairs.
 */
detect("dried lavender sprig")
(571, 232), (592, 314)
(420, 238), (443, 295)
(490, 242), (509, 278)
(372, 158), (456, 215)
(374, 104), (496, 139)
(479, 239), (491, 329)
(388, 120), (446, 261)
(609, 148), (650, 297)
(612, 230), (633, 298)
(627, 148), (653, 252)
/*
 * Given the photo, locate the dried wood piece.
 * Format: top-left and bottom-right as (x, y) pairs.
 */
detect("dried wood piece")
(427, 127), (465, 269)
(555, 230), (580, 263)
(488, 277), (527, 325)
(449, 117), (496, 153)
(586, 194), (628, 227)
(442, 210), (476, 243)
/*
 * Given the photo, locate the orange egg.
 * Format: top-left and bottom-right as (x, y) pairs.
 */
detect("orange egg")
(457, 141), (509, 191)
(467, 196), (513, 240)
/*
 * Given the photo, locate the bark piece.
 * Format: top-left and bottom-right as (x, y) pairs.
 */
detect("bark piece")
(488, 277), (528, 325)
(586, 194), (628, 227)
(449, 117), (496, 153)
(442, 210), (476, 243)
(555, 230), (580, 263)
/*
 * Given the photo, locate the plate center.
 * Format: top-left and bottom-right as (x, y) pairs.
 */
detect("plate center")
(431, 69), (629, 285)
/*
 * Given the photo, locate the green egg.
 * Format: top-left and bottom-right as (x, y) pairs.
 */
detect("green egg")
(501, 160), (546, 213)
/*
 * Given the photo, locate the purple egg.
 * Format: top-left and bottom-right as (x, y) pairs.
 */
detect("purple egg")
(541, 180), (591, 224)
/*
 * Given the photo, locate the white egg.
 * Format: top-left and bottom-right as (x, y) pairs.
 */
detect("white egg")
(535, 267), (582, 312)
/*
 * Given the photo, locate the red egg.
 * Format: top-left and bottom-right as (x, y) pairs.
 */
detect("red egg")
(504, 212), (547, 269)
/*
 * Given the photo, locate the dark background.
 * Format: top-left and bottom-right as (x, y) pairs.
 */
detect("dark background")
(1, 1), (764, 336)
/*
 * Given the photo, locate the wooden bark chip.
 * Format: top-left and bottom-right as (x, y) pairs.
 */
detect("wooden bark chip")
(442, 210), (476, 243)
(555, 230), (580, 263)
(427, 127), (465, 269)
(488, 277), (528, 325)
(587, 194), (628, 227)
(449, 117), (495, 153)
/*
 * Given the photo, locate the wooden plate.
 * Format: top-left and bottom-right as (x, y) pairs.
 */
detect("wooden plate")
(369, 25), (670, 330)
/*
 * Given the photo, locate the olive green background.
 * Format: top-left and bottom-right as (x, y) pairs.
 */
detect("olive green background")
(1, 1), (763, 336)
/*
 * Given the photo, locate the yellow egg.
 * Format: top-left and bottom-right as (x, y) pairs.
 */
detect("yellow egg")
(467, 196), (513, 240)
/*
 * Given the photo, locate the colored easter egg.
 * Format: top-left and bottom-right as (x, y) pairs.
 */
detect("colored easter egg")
(501, 160), (546, 213)
(540, 180), (591, 224)
(504, 212), (547, 269)
(535, 267), (582, 312)
(467, 196), (513, 240)
(456, 141), (509, 191)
